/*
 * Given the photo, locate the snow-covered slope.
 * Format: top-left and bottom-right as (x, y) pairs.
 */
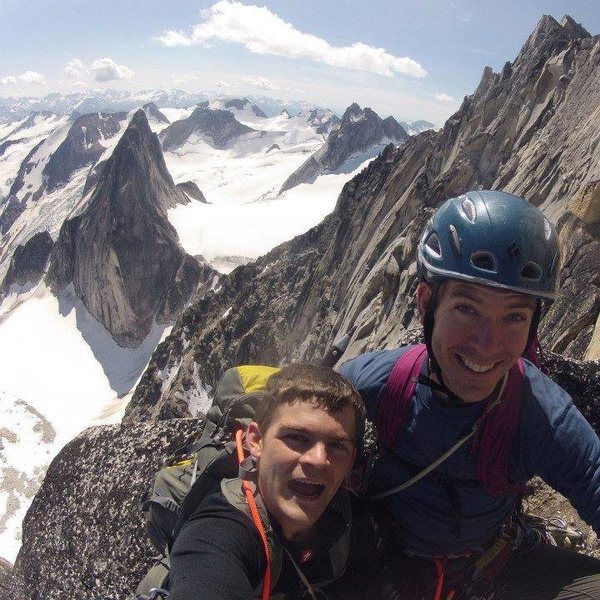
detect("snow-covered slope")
(0, 283), (170, 560)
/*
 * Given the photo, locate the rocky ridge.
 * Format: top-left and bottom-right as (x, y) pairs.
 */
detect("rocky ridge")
(224, 97), (267, 118)
(159, 106), (255, 151)
(176, 180), (209, 203)
(45, 110), (216, 347)
(43, 112), (126, 193)
(279, 103), (408, 193)
(127, 14), (600, 419)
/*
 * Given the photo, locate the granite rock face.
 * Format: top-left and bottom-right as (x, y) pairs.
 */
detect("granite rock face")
(0, 558), (11, 596)
(279, 103), (408, 192)
(10, 419), (199, 600)
(160, 107), (255, 151)
(45, 110), (216, 347)
(0, 230), (54, 293)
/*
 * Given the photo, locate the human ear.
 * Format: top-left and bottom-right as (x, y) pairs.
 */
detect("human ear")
(247, 422), (263, 460)
(416, 282), (432, 324)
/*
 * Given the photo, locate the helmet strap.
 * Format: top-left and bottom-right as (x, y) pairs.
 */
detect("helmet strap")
(422, 280), (463, 403)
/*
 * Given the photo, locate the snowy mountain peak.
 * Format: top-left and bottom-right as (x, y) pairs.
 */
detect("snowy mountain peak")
(224, 98), (267, 118)
(45, 108), (212, 347)
(160, 107), (254, 151)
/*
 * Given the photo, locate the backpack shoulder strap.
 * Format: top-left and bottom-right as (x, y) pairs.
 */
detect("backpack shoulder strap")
(377, 344), (428, 449)
(471, 358), (527, 496)
(221, 477), (283, 595)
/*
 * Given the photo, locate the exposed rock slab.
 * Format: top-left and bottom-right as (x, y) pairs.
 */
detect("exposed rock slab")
(43, 112), (126, 192)
(176, 180), (208, 203)
(0, 230), (54, 294)
(11, 419), (199, 600)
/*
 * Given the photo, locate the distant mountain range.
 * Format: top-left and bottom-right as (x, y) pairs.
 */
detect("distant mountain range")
(0, 89), (435, 131)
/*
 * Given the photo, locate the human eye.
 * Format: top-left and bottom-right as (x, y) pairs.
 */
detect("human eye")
(506, 312), (527, 323)
(281, 431), (309, 447)
(456, 304), (477, 316)
(328, 440), (353, 455)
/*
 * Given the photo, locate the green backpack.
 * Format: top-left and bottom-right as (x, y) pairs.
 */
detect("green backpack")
(134, 365), (279, 600)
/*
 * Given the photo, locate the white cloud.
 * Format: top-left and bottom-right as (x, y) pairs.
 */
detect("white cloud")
(158, 0), (427, 78)
(89, 58), (134, 82)
(214, 80), (231, 87)
(19, 71), (45, 85)
(170, 74), (198, 86)
(0, 75), (17, 85)
(242, 76), (276, 90)
(64, 59), (85, 79)
(434, 93), (455, 102)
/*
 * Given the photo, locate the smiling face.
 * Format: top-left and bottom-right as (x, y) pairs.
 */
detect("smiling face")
(417, 280), (536, 403)
(247, 401), (356, 542)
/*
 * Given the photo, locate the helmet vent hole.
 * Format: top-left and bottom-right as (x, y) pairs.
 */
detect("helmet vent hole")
(460, 198), (476, 223)
(448, 224), (461, 256)
(521, 262), (543, 281)
(471, 251), (497, 273)
(425, 233), (442, 258)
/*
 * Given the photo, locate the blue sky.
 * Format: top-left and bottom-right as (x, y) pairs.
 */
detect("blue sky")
(1, 0), (599, 125)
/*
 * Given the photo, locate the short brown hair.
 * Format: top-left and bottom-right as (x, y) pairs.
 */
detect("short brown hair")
(254, 363), (365, 443)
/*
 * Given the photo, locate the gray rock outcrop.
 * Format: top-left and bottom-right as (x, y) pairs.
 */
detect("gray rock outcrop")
(160, 107), (255, 151)
(279, 103), (408, 192)
(45, 110), (216, 347)
(224, 97), (267, 118)
(43, 112), (126, 192)
(0, 195), (24, 235)
(0, 558), (11, 596)
(142, 102), (169, 125)
(1, 230), (54, 294)
(11, 419), (199, 600)
(176, 180), (208, 203)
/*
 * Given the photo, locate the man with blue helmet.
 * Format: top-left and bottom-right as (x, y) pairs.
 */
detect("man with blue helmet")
(340, 191), (600, 599)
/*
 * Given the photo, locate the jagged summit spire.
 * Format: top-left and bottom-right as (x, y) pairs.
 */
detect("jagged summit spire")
(560, 15), (591, 39)
(46, 108), (208, 347)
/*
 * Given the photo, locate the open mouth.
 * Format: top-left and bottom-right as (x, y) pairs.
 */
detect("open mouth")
(457, 354), (497, 373)
(288, 479), (326, 500)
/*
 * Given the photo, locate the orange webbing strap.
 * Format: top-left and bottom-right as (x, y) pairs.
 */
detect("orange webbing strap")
(235, 429), (272, 600)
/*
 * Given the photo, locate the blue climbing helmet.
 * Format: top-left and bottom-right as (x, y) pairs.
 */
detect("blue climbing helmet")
(417, 190), (560, 300)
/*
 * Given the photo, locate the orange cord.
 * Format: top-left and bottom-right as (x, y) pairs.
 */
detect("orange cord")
(433, 558), (445, 600)
(235, 429), (272, 600)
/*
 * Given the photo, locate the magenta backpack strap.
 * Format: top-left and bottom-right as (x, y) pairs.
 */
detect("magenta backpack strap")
(471, 358), (526, 496)
(378, 344), (428, 449)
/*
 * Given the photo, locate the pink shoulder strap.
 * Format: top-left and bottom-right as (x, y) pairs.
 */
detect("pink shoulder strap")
(377, 344), (428, 449)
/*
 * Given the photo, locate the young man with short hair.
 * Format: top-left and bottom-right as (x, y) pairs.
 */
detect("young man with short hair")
(341, 191), (600, 599)
(169, 363), (386, 600)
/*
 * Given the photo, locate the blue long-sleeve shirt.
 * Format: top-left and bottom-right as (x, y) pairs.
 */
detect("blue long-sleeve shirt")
(340, 346), (600, 556)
